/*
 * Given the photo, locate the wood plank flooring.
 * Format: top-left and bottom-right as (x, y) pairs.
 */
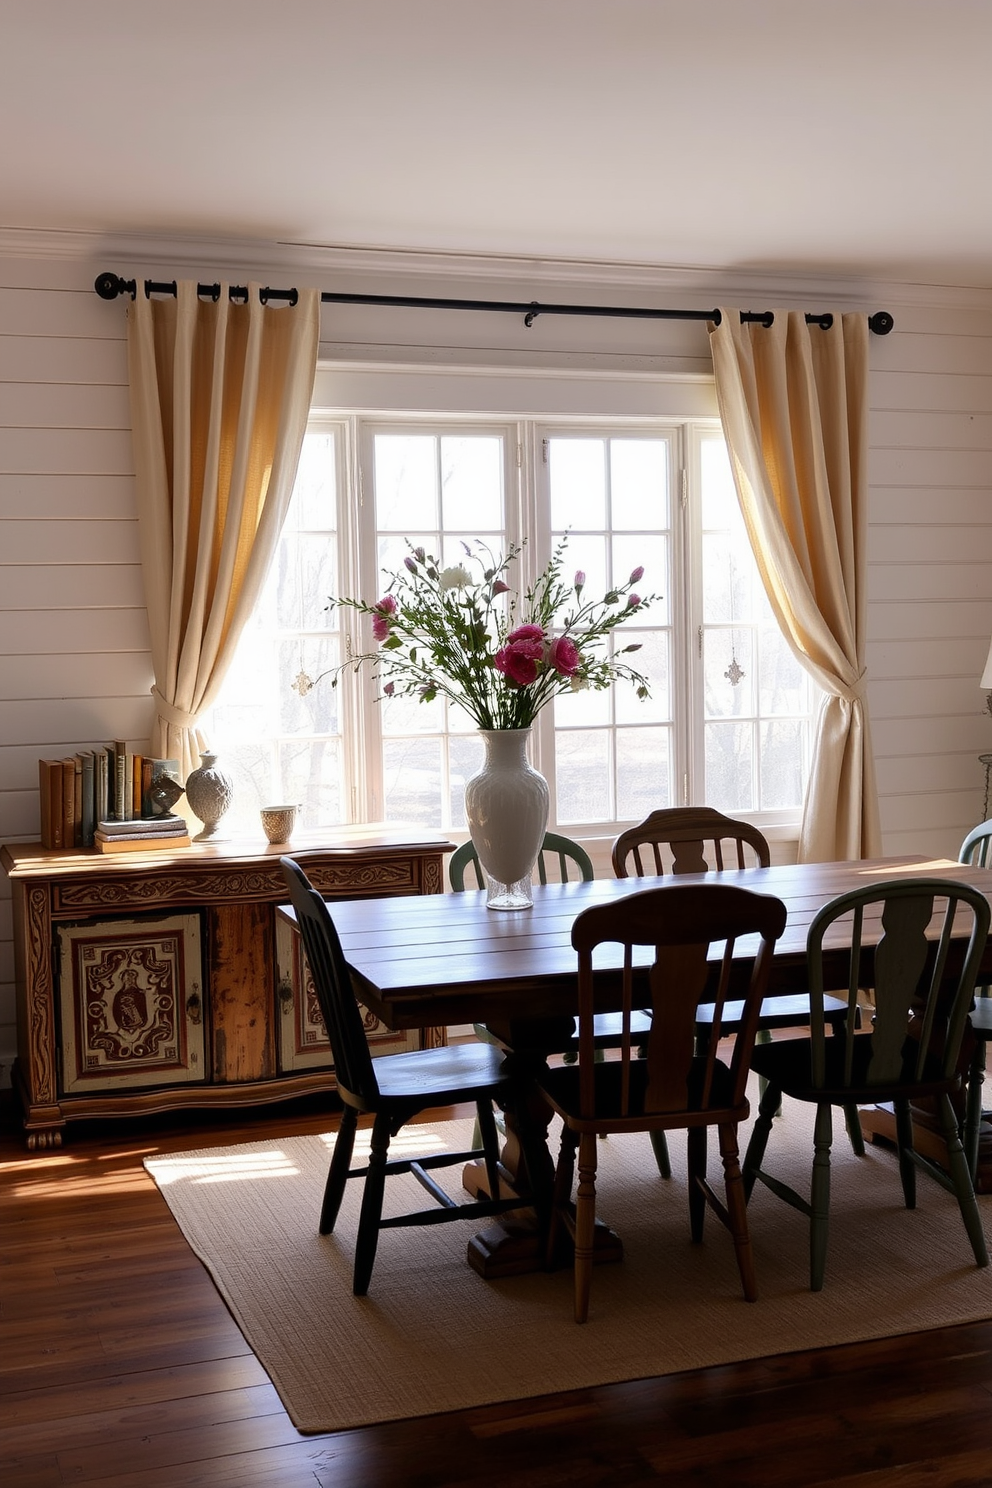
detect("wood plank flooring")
(4, 1096), (992, 1487)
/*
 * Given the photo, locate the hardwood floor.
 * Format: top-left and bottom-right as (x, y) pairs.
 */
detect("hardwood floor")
(4, 1096), (992, 1487)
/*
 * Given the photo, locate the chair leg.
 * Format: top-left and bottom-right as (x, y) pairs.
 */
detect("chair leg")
(320, 1104), (358, 1234)
(843, 1102), (865, 1157)
(687, 1126), (707, 1242)
(352, 1110), (392, 1296)
(573, 1132), (598, 1323)
(809, 1103), (833, 1292)
(718, 1121), (757, 1302)
(894, 1097), (917, 1210)
(742, 1079), (780, 1200)
(545, 1127), (578, 1270)
(475, 1097), (502, 1201)
(965, 1036), (987, 1184)
(649, 1129), (672, 1179)
(936, 1090), (989, 1268)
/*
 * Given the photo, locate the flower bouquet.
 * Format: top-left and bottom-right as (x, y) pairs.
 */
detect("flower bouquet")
(293, 538), (654, 727)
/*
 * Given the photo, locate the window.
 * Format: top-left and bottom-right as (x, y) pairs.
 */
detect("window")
(207, 409), (815, 840)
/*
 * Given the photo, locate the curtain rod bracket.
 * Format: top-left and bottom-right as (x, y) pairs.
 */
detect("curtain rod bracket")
(92, 271), (894, 334)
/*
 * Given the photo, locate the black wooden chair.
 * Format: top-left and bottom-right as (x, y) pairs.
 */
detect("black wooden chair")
(743, 876), (991, 1291)
(538, 881), (788, 1321)
(281, 857), (536, 1295)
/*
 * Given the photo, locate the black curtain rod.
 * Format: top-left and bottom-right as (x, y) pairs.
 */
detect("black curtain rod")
(93, 271), (895, 336)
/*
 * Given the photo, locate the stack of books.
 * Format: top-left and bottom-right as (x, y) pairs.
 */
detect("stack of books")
(38, 747), (183, 851)
(94, 815), (191, 855)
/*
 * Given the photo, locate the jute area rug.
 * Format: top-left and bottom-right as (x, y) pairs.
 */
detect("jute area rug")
(145, 1102), (992, 1434)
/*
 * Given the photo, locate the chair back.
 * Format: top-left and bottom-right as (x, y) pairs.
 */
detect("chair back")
(449, 831), (594, 891)
(805, 877), (991, 1092)
(280, 857), (379, 1104)
(570, 882), (787, 1121)
(612, 806), (770, 879)
(960, 820), (992, 869)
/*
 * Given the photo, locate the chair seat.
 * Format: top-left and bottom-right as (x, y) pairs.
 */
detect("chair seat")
(359, 1041), (511, 1106)
(696, 991), (849, 1030)
(750, 1031), (955, 1107)
(540, 1053), (742, 1131)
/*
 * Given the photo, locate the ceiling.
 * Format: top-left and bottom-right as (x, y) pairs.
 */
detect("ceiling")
(3, 0), (990, 287)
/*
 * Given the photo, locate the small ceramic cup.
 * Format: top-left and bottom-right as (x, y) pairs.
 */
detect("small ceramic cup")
(260, 805), (299, 845)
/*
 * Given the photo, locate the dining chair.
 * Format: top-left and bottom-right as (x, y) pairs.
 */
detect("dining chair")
(743, 876), (991, 1291)
(612, 806), (862, 1167)
(280, 857), (537, 1296)
(538, 880), (788, 1321)
(452, 832), (654, 1161)
(958, 820), (992, 1181)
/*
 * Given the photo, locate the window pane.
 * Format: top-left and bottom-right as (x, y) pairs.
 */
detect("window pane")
(615, 628), (670, 725)
(550, 439), (606, 529)
(700, 436), (739, 527)
(441, 436), (502, 532)
(704, 629), (755, 718)
(279, 738), (342, 826)
(383, 737), (443, 827)
(616, 727), (672, 819)
(449, 735), (485, 828)
(555, 729), (612, 824)
(759, 719), (806, 809)
(758, 622), (808, 716)
(375, 435), (438, 530)
(705, 720), (754, 812)
(611, 439), (668, 530)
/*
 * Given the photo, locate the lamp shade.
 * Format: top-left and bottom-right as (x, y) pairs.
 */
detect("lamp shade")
(981, 638), (992, 689)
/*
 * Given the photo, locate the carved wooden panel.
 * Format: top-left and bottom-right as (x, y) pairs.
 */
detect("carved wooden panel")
(57, 914), (205, 1093)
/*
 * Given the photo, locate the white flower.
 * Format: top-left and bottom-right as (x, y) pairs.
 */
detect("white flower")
(439, 564), (472, 591)
(569, 674), (591, 691)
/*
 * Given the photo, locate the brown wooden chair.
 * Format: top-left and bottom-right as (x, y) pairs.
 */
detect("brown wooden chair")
(281, 857), (538, 1295)
(743, 877), (990, 1291)
(538, 881), (788, 1321)
(612, 807), (862, 1171)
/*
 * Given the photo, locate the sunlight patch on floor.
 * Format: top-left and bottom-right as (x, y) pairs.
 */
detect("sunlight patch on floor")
(149, 1149), (301, 1185)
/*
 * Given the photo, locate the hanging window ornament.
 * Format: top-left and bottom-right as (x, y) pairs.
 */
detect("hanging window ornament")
(724, 555), (745, 688)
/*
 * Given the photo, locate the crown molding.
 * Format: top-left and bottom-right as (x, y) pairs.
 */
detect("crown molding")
(1, 226), (990, 313)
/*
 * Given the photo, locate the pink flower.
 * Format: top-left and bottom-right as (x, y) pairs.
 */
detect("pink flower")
(506, 624), (545, 643)
(495, 635), (544, 687)
(383, 681), (395, 696)
(371, 594), (397, 642)
(404, 556), (418, 572)
(492, 579), (510, 595)
(626, 593), (641, 610)
(574, 570), (586, 590)
(548, 635), (581, 677)
(629, 566), (644, 584)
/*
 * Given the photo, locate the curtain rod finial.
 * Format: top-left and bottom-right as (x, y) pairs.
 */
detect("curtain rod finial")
(868, 311), (894, 335)
(94, 272), (135, 301)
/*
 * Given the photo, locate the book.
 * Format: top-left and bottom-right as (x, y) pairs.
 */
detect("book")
(38, 760), (64, 850)
(61, 759), (76, 851)
(79, 751), (96, 848)
(132, 753), (143, 818)
(96, 814), (187, 836)
(113, 741), (126, 821)
(94, 831), (192, 854)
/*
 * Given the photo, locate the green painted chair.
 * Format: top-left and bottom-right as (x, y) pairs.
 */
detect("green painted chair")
(958, 819), (992, 1180)
(743, 876), (990, 1291)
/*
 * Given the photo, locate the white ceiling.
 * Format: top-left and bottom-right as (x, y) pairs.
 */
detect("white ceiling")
(3, 0), (990, 286)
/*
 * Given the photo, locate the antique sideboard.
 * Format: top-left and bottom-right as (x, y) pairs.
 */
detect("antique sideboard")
(1, 829), (451, 1149)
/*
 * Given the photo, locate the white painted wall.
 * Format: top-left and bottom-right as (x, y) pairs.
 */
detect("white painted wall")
(1, 233), (991, 1088)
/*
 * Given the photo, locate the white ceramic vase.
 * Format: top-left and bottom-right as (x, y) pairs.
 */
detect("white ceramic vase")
(464, 729), (550, 909)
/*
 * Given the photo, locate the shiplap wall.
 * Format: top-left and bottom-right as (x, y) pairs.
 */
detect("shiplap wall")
(1, 237), (991, 1088)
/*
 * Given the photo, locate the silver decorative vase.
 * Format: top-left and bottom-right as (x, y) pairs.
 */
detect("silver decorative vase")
(184, 752), (234, 842)
(464, 729), (549, 909)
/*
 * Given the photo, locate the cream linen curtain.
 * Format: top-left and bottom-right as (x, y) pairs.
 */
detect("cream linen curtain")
(709, 309), (881, 862)
(127, 281), (320, 783)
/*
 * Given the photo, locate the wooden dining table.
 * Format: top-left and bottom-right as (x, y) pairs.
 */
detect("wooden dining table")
(290, 852), (992, 1276)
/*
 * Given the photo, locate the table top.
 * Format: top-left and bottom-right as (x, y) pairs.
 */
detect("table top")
(297, 854), (992, 1031)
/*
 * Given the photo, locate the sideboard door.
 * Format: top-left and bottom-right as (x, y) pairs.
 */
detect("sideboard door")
(274, 915), (417, 1072)
(56, 913), (206, 1093)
